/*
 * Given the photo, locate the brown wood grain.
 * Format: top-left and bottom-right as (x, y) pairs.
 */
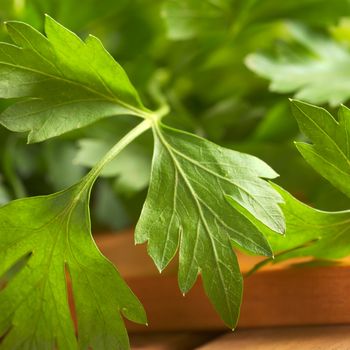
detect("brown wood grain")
(197, 325), (350, 349)
(94, 230), (350, 332)
(130, 332), (216, 350)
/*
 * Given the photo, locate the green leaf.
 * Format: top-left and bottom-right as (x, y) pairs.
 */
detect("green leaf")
(255, 101), (350, 268)
(291, 100), (350, 198)
(135, 123), (284, 328)
(0, 181), (146, 349)
(246, 24), (350, 106)
(0, 16), (149, 143)
(264, 185), (350, 262)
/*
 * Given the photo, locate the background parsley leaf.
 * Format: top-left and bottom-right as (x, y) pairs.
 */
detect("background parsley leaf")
(256, 101), (350, 267)
(246, 24), (350, 106)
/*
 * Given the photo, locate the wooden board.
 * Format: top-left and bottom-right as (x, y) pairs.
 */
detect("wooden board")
(130, 332), (216, 350)
(95, 231), (350, 332)
(197, 325), (350, 349)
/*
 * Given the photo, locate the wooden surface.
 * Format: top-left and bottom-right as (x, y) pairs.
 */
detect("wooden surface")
(129, 325), (350, 349)
(198, 325), (350, 349)
(130, 332), (216, 350)
(95, 231), (350, 332)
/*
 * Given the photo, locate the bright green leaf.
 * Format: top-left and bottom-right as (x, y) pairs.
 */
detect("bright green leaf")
(264, 184), (350, 262)
(0, 16), (149, 143)
(135, 123), (284, 328)
(291, 100), (350, 198)
(0, 181), (146, 349)
(254, 101), (350, 268)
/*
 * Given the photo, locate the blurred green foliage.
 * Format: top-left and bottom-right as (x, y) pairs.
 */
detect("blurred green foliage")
(1, 0), (350, 230)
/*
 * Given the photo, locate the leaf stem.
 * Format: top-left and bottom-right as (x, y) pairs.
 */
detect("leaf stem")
(146, 70), (170, 123)
(74, 92), (170, 197)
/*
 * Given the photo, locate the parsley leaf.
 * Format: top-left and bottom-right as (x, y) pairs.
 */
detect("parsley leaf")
(246, 24), (350, 106)
(257, 101), (350, 266)
(0, 181), (146, 349)
(0, 17), (287, 340)
(264, 185), (350, 262)
(135, 123), (284, 328)
(291, 100), (350, 197)
(0, 15), (149, 143)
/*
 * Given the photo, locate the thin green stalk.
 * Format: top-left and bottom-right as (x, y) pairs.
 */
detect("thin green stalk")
(147, 71), (170, 123)
(74, 83), (170, 198)
(80, 118), (153, 193)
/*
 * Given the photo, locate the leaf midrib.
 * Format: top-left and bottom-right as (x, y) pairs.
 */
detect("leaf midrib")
(154, 125), (235, 324)
(0, 60), (149, 119)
